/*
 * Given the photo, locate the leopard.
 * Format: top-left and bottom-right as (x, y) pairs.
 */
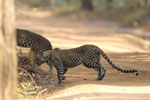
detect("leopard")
(16, 28), (53, 72)
(39, 44), (138, 85)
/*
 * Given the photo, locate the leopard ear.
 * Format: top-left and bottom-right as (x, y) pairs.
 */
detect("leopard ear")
(43, 50), (51, 58)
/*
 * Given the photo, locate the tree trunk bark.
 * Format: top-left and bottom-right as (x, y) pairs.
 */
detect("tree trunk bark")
(0, 1), (4, 100)
(0, 0), (17, 100)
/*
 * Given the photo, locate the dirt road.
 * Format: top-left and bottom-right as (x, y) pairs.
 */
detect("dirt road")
(16, 10), (150, 100)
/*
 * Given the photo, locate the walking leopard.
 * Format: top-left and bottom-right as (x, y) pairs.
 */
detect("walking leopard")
(40, 44), (138, 85)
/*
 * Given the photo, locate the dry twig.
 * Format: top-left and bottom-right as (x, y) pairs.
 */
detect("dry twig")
(18, 67), (37, 87)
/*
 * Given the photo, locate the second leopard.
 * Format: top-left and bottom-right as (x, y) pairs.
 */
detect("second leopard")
(39, 44), (138, 85)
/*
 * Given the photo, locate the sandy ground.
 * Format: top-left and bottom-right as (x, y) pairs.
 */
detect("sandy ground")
(16, 10), (150, 100)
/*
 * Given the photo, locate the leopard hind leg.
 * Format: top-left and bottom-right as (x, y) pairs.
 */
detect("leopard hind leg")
(83, 58), (106, 81)
(93, 63), (106, 80)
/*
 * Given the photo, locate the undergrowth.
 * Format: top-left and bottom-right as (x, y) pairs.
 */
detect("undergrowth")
(17, 51), (54, 100)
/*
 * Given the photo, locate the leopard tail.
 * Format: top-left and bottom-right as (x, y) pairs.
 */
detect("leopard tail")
(99, 49), (138, 76)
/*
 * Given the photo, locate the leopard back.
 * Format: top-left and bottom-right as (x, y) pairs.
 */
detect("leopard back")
(17, 29), (52, 54)
(49, 45), (100, 68)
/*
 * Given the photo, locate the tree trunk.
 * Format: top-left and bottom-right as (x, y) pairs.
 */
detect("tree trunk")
(82, 0), (94, 11)
(0, 0), (17, 100)
(0, 1), (4, 99)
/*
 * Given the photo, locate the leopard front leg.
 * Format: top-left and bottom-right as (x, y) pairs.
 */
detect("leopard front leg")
(50, 58), (65, 85)
(46, 61), (53, 72)
(61, 68), (68, 80)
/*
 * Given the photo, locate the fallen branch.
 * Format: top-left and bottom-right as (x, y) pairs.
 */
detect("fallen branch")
(36, 88), (47, 100)
(18, 67), (37, 87)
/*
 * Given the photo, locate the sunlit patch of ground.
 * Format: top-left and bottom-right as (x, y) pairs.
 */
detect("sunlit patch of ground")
(46, 85), (150, 100)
